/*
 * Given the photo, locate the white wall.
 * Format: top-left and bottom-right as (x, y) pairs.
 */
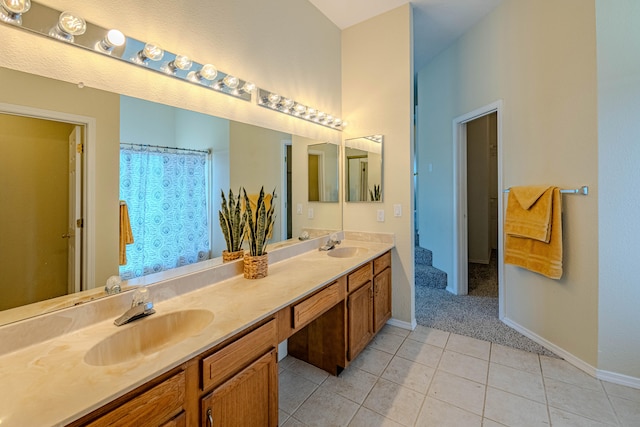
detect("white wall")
(342, 5), (414, 326)
(417, 0), (600, 367)
(596, 0), (640, 380)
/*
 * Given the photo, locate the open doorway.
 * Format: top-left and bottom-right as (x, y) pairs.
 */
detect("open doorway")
(452, 100), (504, 318)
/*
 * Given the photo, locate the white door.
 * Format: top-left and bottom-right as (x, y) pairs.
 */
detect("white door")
(68, 126), (82, 294)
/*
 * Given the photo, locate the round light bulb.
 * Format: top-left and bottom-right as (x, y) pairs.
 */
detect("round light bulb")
(316, 112), (326, 122)
(294, 104), (306, 115)
(306, 108), (317, 117)
(58, 11), (86, 36)
(333, 118), (343, 127)
(142, 42), (164, 61)
(105, 29), (125, 47)
(2, 0), (30, 14)
(282, 98), (294, 109)
(222, 75), (239, 89)
(241, 82), (256, 93)
(173, 55), (192, 71)
(199, 64), (218, 80)
(267, 93), (281, 104)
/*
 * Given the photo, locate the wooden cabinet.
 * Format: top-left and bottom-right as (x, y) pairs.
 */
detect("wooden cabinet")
(373, 252), (392, 333)
(347, 280), (373, 360)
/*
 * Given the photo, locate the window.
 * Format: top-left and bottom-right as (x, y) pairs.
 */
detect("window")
(119, 145), (210, 279)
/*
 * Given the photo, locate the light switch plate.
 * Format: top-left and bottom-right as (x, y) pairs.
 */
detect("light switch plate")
(296, 204), (303, 214)
(393, 204), (402, 217)
(308, 208), (314, 219)
(377, 209), (385, 222)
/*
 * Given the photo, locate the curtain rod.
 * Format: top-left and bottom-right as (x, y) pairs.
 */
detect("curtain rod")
(503, 186), (589, 195)
(120, 142), (210, 155)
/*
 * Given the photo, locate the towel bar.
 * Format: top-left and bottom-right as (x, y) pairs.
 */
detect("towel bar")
(503, 186), (588, 195)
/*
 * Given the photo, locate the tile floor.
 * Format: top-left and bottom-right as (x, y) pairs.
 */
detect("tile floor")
(278, 325), (640, 426)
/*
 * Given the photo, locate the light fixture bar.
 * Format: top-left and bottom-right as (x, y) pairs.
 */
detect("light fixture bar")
(257, 88), (343, 131)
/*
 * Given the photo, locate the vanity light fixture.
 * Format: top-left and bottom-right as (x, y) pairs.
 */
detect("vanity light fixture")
(0, 0), (30, 25)
(240, 81), (256, 94)
(257, 88), (343, 130)
(163, 54), (192, 74)
(187, 63), (218, 84)
(95, 29), (125, 53)
(49, 11), (86, 42)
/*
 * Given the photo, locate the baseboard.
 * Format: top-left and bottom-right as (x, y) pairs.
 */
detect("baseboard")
(469, 257), (490, 264)
(597, 369), (640, 389)
(501, 316), (597, 377)
(387, 317), (417, 331)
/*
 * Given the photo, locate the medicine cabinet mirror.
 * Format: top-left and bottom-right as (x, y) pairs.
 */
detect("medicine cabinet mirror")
(307, 143), (339, 202)
(344, 135), (383, 202)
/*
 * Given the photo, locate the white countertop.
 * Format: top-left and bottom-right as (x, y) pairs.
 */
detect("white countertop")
(0, 236), (393, 426)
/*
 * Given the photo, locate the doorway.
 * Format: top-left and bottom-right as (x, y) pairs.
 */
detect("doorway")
(452, 101), (504, 318)
(0, 113), (85, 310)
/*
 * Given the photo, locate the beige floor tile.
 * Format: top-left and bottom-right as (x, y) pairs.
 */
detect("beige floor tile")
(279, 409), (290, 426)
(484, 387), (550, 426)
(609, 395), (640, 427)
(286, 357), (330, 385)
(279, 369), (319, 415)
(603, 381), (640, 403)
(544, 377), (617, 425)
(282, 417), (307, 427)
(490, 343), (541, 374)
(408, 325), (450, 348)
(349, 346), (394, 376)
(396, 338), (444, 368)
(382, 355), (436, 394)
(363, 378), (426, 426)
(446, 334), (491, 360)
(293, 387), (360, 427)
(540, 356), (602, 391)
(369, 329), (406, 355)
(488, 362), (545, 403)
(427, 371), (486, 416)
(348, 407), (404, 427)
(320, 366), (378, 404)
(548, 407), (616, 426)
(280, 355), (296, 370)
(439, 350), (489, 384)
(482, 419), (508, 427)
(415, 397), (482, 427)
(381, 324), (411, 338)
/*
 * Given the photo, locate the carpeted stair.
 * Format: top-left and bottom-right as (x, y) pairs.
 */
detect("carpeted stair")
(415, 246), (447, 289)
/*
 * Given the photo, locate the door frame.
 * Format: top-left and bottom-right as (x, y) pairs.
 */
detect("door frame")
(0, 102), (97, 292)
(452, 100), (504, 318)
(280, 139), (292, 241)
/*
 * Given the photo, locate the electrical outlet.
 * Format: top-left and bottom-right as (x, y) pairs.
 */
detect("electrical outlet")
(377, 209), (385, 222)
(394, 204), (402, 217)
(308, 208), (314, 219)
(296, 204), (303, 215)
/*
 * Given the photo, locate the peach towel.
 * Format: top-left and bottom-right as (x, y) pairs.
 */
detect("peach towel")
(504, 187), (563, 279)
(119, 201), (134, 265)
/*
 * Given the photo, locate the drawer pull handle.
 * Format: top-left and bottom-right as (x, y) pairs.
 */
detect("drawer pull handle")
(207, 408), (213, 426)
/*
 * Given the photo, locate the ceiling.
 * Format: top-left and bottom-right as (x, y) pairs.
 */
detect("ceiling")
(308, 0), (503, 72)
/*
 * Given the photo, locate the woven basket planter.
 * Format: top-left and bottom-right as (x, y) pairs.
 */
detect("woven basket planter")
(243, 253), (268, 279)
(222, 249), (244, 263)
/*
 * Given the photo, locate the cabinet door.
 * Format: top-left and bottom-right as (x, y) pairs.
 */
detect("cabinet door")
(347, 281), (373, 361)
(373, 267), (392, 333)
(201, 349), (278, 427)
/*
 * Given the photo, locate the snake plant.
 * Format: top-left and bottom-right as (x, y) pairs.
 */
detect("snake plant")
(369, 184), (381, 201)
(243, 187), (276, 256)
(219, 188), (247, 253)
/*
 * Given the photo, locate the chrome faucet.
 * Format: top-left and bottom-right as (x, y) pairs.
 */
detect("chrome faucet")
(319, 235), (341, 251)
(114, 288), (155, 326)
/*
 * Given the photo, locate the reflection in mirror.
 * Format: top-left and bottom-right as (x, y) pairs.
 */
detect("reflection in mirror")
(345, 135), (383, 202)
(307, 143), (339, 202)
(0, 66), (342, 327)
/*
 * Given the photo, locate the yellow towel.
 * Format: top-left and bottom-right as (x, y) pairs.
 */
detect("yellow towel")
(504, 185), (553, 242)
(119, 201), (134, 265)
(504, 187), (563, 279)
(246, 193), (273, 239)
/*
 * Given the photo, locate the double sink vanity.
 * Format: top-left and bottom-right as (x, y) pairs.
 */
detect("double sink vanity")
(0, 232), (394, 426)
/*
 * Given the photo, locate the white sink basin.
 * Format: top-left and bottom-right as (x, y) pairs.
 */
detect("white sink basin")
(84, 309), (214, 366)
(327, 247), (366, 258)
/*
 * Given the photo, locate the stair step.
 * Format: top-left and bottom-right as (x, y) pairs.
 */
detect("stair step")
(415, 246), (433, 266)
(415, 263), (447, 289)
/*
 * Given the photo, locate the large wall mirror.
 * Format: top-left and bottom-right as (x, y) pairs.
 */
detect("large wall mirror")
(345, 135), (383, 202)
(0, 66), (342, 326)
(307, 143), (339, 203)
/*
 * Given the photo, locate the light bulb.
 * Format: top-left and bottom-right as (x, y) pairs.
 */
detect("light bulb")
(0, 0), (30, 24)
(267, 93), (281, 104)
(241, 82), (256, 93)
(49, 11), (86, 41)
(142, 43), (164, 61)
(294, 104), (306, 115)
(96, 29), (125, 53)
(222, 75), (239, 89)
(333, 118), (343, 127)
(325, 115), (334, 124)
(199, 64), (218, 80)
(173, 55), (192, 70)
(317, 112), (326, 122)
(306, 108), (317, 118)
(282, 98), (294, 109)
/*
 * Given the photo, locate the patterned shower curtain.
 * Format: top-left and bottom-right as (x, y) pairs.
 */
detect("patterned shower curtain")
(119, 145), (210, 279)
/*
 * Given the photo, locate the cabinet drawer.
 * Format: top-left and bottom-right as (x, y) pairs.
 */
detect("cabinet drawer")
(374, 251), (391, 275)
(347, 262), (372, 293)
(202, 319), (277, 391)
(293, 281), (341, 329)
(86, 371), (185, 427)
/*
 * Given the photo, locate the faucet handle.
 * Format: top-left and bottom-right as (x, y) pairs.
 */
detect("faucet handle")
(131, 287), (150, 307)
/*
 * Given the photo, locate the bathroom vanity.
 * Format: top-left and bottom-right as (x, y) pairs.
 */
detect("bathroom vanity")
(0, 234), (394, 426)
